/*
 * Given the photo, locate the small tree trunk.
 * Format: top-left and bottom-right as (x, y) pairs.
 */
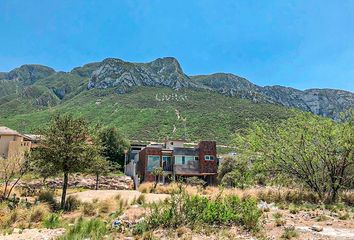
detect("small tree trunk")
(95, 174), (99, 190)
(6, 177), (21, 199)
(331, 188), (339, 203)
(60, 172), (69, 209)
(154, 176), (158, 190)
(2, 181), (9, 199)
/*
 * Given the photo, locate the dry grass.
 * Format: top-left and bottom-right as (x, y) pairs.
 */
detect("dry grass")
(97, 199), (115, 214)
(341, 191), (354, 206)
(80, 202), (96, 216)
(29, 203), (50, 223)
(0, 202), (50, 230)
(139, 183), (346, 206)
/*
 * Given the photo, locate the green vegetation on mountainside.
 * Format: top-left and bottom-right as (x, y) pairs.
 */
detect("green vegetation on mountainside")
(0, 87), (295, 143)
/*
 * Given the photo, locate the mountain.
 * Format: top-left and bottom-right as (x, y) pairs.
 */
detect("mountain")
(191, 73), (354, 118)
(0, 57), (352, 143)
(88, 57), (196, 92)
(0, 64), (55, 85)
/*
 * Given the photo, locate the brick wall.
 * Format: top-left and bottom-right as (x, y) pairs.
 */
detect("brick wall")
(138, 147), (162, 182)
(198, 141), (217, 173)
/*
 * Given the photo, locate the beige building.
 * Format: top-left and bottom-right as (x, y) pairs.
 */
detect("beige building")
(0, 126), (33, 159)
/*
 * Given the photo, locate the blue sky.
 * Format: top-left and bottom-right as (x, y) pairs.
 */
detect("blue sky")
(0, 0), (353, 92)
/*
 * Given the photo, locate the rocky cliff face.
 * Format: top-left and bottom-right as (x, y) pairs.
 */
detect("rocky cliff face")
(193, 73), (354, 118)
(88, 57), (196, 92)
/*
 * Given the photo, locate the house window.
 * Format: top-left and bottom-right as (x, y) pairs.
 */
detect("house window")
(204, 155), (215, 161)
(194, 156), (199, 161)
(162, 156), (171, 166)
(162, 156), (171, 162)
(147, 155), (160, 171)
(175, 155), (196, 165)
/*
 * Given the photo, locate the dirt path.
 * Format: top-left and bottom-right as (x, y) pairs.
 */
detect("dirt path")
(69, 189), (169, 203)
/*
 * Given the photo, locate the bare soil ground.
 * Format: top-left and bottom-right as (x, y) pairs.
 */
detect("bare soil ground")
(69, 189), (170, 204)
(262, 208), (354, 240)
(0, 228), (65, 240)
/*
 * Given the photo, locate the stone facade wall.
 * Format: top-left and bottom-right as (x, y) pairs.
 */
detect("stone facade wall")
(14, 175), (133, 190)
(138, 147), (163, 182)
(198, 141), (217, 173)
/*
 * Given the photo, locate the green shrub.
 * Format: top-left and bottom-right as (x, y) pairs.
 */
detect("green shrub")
(186, 177), (206, 187)
(137, 194), (146, 205)
(257, 189), (319, 205)
(281, 226), (298, 239)
(43, 213), (61, 229)
(29, 204), (50, 223)
(316, 214), (329, 222)
(289, 204), (299, 214)
(80, 202), (96, 216)
(273, 212), (286, 226)
(240, 197), (262, 231)
(97, 200), (113, 214)
(142, 192), (262, 233)
(341, 192), (354, 206)
(37, 191), (57, 209)
(133, 221), (148, 235)
(338, 212), (350, 220)
(64, 195), (82, 212)
(60, 218), (107, 240)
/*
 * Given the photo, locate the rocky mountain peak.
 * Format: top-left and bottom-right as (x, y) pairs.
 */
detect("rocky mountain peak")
(87, 57), (194, 92)
(149, 57), (183, 73)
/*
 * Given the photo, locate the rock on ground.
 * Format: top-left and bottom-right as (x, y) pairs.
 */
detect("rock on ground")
(14, 175), (134, 191)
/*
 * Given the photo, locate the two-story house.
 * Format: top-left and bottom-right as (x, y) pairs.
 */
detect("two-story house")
(133, 140), (218, 184)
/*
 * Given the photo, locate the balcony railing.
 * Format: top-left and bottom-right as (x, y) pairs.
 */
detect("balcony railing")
(174, 160), (199, 174)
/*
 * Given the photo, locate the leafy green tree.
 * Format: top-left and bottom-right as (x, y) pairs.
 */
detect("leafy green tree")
(32, 114), (102, 209)
(87, 153), (119, 190)
(30, 148), (57, 184)
(99, 127), (130, 169)
(218, 157), (254, 189)
(151, 167), (164, 190)
(234, 111), (354, 203)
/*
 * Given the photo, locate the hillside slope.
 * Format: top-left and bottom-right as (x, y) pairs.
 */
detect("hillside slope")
(0, 57), (352, 143)
(0, 87), (294, 143)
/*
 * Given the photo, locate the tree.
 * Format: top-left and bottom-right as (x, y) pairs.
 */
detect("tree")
(218, 157), (254, 189)
(30, 148), (57, 185)
(0, 154), (30, 200)
(32, 114), (102, 209)
(151, 167), (164, 190)
(234, 111), (354, 203)
(88, 157), (111, 190)
(99, 127), (130, 169)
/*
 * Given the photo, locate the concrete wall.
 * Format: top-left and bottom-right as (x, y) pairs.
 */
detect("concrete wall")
(0, 134), (32, 159)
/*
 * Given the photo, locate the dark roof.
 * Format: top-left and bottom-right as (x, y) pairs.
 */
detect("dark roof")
(173, 147), (198, 156)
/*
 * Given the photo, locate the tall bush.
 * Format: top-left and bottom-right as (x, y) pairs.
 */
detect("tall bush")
(234, 111), (354, 203)
(143, 191), (262, 232)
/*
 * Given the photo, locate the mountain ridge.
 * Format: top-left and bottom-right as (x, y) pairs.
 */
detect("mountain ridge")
(0, 57), (353, 119)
